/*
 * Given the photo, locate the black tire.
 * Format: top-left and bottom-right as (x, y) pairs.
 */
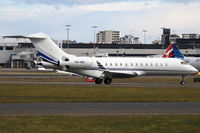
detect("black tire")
(180, 81), (185, 85)
(104, 78), (112, 84)
(95, 78), (103, 84)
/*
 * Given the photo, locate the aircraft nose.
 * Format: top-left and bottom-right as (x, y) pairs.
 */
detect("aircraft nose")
(189, 66), (198, 74)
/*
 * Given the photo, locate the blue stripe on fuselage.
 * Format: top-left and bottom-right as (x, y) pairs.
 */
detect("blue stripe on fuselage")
(37, 51), (58, 64)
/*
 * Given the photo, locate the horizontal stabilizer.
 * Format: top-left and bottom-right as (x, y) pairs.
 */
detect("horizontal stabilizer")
(3, 35), (46, 39)
(3, 35), (28, 39)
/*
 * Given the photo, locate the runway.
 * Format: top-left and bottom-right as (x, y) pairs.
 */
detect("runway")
(0, 73), (199, 115)
(0, 102), (200, 115)
(0, 81), (199, 87)
(0, 73), (199, 87)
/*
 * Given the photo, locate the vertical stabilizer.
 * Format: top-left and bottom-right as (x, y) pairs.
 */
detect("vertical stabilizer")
(28, 33), (73, 65)
(162, 43), (184, 60)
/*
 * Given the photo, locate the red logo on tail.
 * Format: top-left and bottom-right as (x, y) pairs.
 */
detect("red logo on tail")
(162, 44), (175, 58)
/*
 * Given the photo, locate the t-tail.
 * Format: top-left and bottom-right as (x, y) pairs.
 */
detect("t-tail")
(4, 33), (74, 69)
(28, 33), (74, 65)
(162, 43), (184, 60)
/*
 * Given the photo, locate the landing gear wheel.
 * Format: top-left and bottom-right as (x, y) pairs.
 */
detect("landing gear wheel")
(180, 81), (185, 85)
(180, 75), (185, 85)
(104, 78), (112, 84)
(95, 78), (103, 84)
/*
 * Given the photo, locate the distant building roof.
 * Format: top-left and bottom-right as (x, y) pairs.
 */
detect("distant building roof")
(0, 37), (31, 46)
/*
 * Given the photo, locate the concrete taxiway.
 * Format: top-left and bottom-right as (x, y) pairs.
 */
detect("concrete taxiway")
(0, 102), (200, 115)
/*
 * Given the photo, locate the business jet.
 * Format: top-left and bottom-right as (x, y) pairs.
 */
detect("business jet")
(4, 33), (198, 85)
(162, 43), (200, 72)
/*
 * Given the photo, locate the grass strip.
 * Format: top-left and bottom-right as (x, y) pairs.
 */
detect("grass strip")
(0, 115), (200, 133)
(0, 84), (200, 103)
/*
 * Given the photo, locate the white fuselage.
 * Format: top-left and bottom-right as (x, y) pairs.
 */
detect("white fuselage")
(66, 56), (197, 78)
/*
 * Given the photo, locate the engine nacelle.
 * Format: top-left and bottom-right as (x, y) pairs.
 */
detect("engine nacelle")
(58, 60), (69, 67)
(58, 59), (70, 71)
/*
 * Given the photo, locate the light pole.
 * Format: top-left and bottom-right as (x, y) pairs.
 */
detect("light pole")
(142, 30), (147, 44)
(66, 25), (71, 49)
(92, 26), (98, 53)
(160, 27), (164, 50)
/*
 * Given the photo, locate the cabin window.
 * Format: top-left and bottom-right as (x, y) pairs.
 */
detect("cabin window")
(131, 63), (133, 66)
(141, 63), (143, 66)
(125, 63), (128, 66)
(136, 63), (138, 66)
(120, 63), (122, 66)
(0, 46), (3, 50)
(105, 63), (108, 66)
(160, 63), (163, 66)
(115, 63), (118, 66)
(165, 63), (168, 66)
(146, 63), (148, 66)
(151, 63), (153, 66)
(155, 63), (158, 66)
(110, 63), (112, 66)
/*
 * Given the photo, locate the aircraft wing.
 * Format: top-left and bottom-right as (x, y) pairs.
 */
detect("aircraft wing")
(96, 61), (146, 78)
(56, 70), (81, 77)
(103, 70), (146, 78)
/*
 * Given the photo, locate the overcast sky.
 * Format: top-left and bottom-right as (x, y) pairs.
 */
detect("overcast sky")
(0, 0), (200, 43)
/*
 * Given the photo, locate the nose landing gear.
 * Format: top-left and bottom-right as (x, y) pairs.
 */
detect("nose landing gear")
(180, 81), (185, 85)
(180, 76), (185, 85)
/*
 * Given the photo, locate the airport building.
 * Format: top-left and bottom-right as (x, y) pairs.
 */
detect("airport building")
(182, 34), (199, 39)
(161, 28), (171, 47)
(120, 35), (140, 44)
(169, 34), (180, 43)
(62, 43), (200, 57)
(0, 38), (36, 68)
(176, 34), (200, 45)
(97, 30), (120, 44)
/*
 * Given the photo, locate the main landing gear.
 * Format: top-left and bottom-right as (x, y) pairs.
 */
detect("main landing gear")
(180, 75), (185, 85)
(95, 78), (103, 84)
(104, 78), (112, 84)
(95, 78), (112, 84)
